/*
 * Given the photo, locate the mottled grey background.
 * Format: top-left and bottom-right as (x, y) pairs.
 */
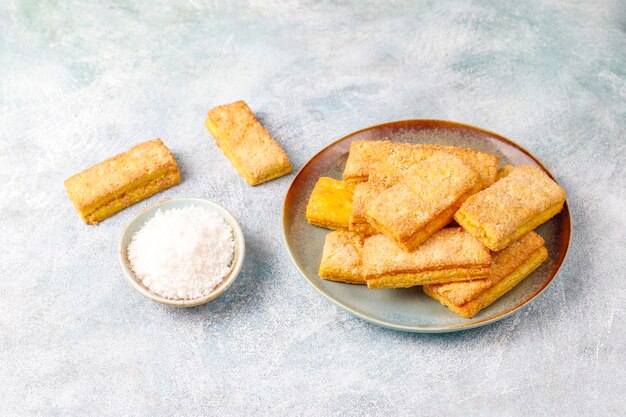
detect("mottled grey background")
(1, 1), (624, 416)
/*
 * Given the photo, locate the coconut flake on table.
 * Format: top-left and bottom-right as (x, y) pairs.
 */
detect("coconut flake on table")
(127, 206), (235, 300)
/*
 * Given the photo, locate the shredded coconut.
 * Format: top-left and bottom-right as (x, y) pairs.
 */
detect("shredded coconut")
(127, 206), (235, 300)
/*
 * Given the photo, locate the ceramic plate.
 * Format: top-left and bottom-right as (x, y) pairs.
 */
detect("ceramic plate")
(283, 120), (571, 332)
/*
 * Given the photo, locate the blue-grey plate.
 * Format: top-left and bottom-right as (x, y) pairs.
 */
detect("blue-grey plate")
(282, 120), (571, 332)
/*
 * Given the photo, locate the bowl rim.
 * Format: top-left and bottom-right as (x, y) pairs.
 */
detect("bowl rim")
(282, 118), (572, 332)
(118, 197), (245, 307)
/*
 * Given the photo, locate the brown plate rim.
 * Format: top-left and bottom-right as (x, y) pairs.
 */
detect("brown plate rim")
(282, 119), (571, 332)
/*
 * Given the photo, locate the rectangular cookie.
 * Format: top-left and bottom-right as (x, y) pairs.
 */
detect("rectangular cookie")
(306, 177), (355, 230)
(365, 153), (482, 251)
(421, 144), (498, 188)
(206, 100), (292, 185)
(342, 140), (402, 183)
(350, 148), (435, 234)
(343, 140), (498, 188)
(318, 231), (366, 284)
(367, 145), (440, 185)
(424, 231), (548, 318)
(454, 165), (566, 251)
(349, 180), (388, 235)
(362, 228), (491, 288)
(64, 138), (180, 224)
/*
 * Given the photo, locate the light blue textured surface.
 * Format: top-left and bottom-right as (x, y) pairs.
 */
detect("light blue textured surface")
(0, 1), (624, 416)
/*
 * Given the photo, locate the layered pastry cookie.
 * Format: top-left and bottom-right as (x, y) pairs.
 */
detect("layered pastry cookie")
(420, 144), (498, 188)
(365, 153), (482, 251)
(318, 231), (366, 284)
(348, 180), (387, 235)
(362, 228), (491, 288)
(342, 140), (403, 184)
(64, 138), (180, 224)
(206, 100), (292, 185)
(367, 145), (442, 185)
(306, 177), (355, 230)
(424, 231), (548, 318)
(454, 166), (566, 251)
(342, 140), (498, 188)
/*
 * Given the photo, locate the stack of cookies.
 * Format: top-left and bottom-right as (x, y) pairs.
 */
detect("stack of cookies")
(306, 140), (566, 318)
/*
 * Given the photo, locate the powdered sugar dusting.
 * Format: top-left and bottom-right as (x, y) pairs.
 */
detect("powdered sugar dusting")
(128, 206), (235, 299)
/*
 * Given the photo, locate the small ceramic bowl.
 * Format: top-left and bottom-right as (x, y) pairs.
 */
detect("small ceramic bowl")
(118, 197), (245, 307)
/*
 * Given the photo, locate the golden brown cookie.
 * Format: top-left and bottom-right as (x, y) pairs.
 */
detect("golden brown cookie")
(319, 231), (366, 284)
(348, 180), (388, 235)
(454, 166), (566, 251)
(206, 100), (292, 185)
(424, 231), (548, 318)
(343, 140), (498, 188)
(365, 153), (482, 250)
(306, 177), (355, 230)
(362, 228), (491, 288)
(64, 138), (180, 224)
